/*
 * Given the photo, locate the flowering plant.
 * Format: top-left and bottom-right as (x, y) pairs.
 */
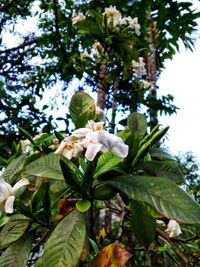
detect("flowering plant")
(0, 92), (199, 267)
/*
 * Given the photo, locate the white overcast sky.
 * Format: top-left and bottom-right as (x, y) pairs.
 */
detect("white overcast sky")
(158, 0), (200, 161)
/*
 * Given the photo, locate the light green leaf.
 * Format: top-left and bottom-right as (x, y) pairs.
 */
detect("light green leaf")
(106, 175), (200, 224)
(25, 152), (64, 180)
(69, 91), (96, 128)
(37, 209), (86, 267)
(76, 200), (91, 212)
(0, 232), (33, 267)
(0, 219), (29, 249)
(94, 151), (122, 179)
(1, 155), (26, 183)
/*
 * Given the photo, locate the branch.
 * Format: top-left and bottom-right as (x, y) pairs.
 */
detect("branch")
(156, 228), (189, 266)
(52, 0), (68, 60)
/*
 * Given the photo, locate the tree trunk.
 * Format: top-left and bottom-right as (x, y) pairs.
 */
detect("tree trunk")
(97, 64), (108, 110)
(147, 20), (158, 129)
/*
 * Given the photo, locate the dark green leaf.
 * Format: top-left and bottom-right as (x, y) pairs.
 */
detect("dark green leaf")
(106, 175), (200, 224)
(60, 159), (82, 193)
(131, 200), (156, 247)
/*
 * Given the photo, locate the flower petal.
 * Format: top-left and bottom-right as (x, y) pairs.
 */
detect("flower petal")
(111, 142), (129, 158)
(12, 178), (29, 195)
(54, 137), (69, 155)
(5, 195), (15, 214)
(85, 143), (103, 161)
(0, 179), (12, 201)
(165, 220), (182, 238)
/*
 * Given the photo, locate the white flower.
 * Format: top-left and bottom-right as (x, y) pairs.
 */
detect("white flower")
(131, 57), (146, 78)
(99, 132), (129, 158)
(103, 6), (122, 27)
(72, 13), (86, 25)
(127, 17), (140, 35)
(165, 220), (182, 238)
(55, 135), (84, 160)
(80, 124), (129, 161)
(0, 178), (29, 215)
(55, 120), (128, 161)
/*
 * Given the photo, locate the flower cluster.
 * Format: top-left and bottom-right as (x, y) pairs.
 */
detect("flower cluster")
(131, 57), (146, 78)
(103, 6), (140, 35)
(0, 178), (29, 215)
(55, 120), (128, 161)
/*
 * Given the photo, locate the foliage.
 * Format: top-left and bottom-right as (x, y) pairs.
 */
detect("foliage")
(176, 151), (200, 203)
(0, 92), (200, 267)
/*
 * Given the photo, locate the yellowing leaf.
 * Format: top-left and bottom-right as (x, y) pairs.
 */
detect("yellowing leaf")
(90, 243), (132, 267)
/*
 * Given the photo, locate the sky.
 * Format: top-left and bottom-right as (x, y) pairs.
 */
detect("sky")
(158, 4), (200, 161)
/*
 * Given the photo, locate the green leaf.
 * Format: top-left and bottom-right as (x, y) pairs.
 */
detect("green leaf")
(132, 126), (169, 167)
(18, 126), (37, 147)
(0, 216), (9, 227)
(82, 161), (94, 196)
(94, 151), (122, 179)
(36, 209), (86, 267)
(25, 152), (64, 180)
(60, 159), (82, 193)
(149, 147), (175, 160)
(0, 219), (29, 249)
(106, 175), (200, 224)
(1, 155), (26, 183)
(76, 200), (91, 212)
(93, 184), (117, 200)
(31, 182), (51, 222)
(131, 200), (156, 248)
(0, 232), (33, 267)
(141, 161), (184, 184)
(69, 91), (96, 128)
(127, 112), (147, 137)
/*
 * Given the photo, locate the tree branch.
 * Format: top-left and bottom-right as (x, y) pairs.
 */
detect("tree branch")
(52, 0), (68, 60)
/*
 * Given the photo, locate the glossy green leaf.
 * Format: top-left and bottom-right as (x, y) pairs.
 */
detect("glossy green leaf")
(69, 91), (96, 128)
(94, 151), (122, 179)
(36, 209), (86, 267)
(131, 200), (156, 247)
(76, 200), (91, 212)
(0, 232), (33, 267)
(60, 159), (82, 193)
(26, 152), (64, 180)
(93, 184), (117, 200)
(106, 175), (200, 224)
(0, 219), (29, 249)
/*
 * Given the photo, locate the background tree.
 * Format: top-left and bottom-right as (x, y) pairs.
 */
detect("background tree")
(0, 0), (199, 157)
